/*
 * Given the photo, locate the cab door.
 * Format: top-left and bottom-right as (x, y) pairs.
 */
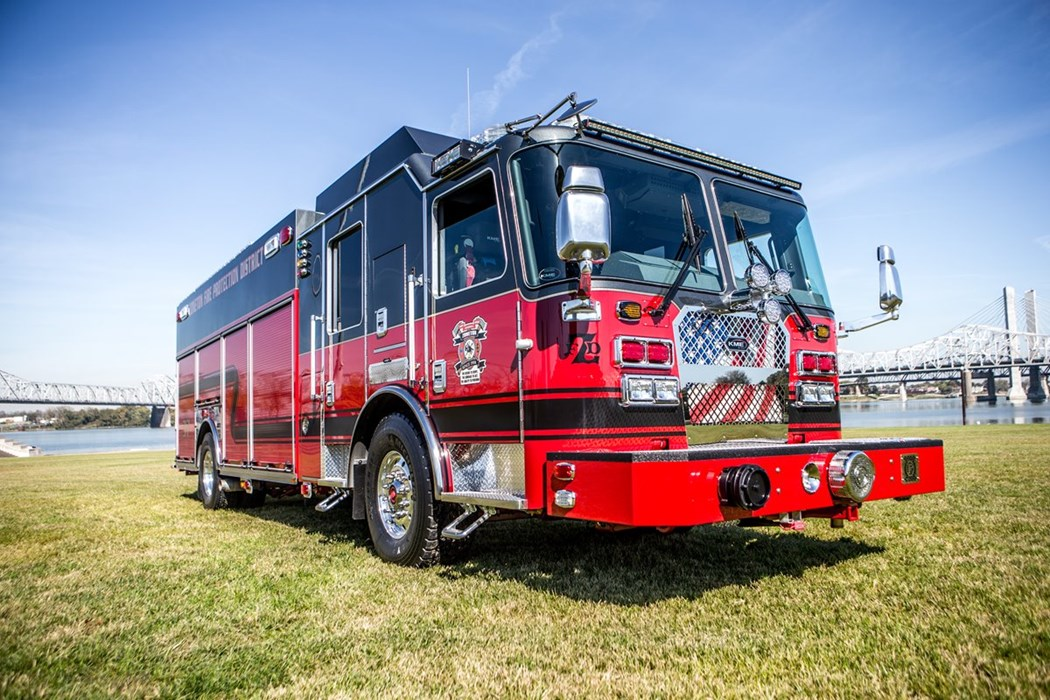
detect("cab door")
(427, 167), (523, 496)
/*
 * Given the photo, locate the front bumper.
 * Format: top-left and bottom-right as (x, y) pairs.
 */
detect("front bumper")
(545, 437), (944, 527)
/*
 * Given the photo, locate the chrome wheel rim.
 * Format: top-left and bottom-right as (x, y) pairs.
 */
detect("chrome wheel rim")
(376, 450), (414, 540)
(200, 448), (216, 501)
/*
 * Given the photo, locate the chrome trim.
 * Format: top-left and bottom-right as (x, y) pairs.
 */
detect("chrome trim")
(438, 491), (527, 510)
(316, 478), (348, 489)
(612, 335), (675, 369)
(795, 350), (836, 376)
(901, 453), (920, 484)
(553, 489), (576, 509)
(561, 298), (601, 321)
(619, 374), (680, 408)
(368, 357), (409, 385)
(828, 450), (875, 502)
(517, 298), (526, 442)
(793, 381), (837, 407)
(432, 360), (447, 394)
(375, 449), (414, 539)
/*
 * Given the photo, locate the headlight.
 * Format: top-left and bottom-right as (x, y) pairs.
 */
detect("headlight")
(745, 263), (771, 290)
(796, 381), (836, 406)
(621, 375), (680, 407)
(828, 451), (875, 502)
(772, 269), (793, 295)
(653, 378), (679, 403)
(620, 376), (680, 406)
(626, 377), (654, 403)
(756, 298), (782, 324)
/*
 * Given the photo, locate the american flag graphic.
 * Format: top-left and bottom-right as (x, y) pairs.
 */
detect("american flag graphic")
(685, 383), (785, 425)
(675, 310), (789, 426)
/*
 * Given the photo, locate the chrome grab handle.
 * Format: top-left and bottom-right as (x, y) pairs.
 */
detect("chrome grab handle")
(310, 314), (323, 400)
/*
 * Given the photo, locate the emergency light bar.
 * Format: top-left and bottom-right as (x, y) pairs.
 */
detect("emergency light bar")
(432, 139), (483, 177)
(582, 118), (802, 191)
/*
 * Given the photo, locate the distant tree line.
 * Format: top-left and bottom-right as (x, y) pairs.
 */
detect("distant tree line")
(4, 406), (152, 431)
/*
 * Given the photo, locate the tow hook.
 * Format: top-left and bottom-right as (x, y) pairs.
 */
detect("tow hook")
(779, 519), (806, 532)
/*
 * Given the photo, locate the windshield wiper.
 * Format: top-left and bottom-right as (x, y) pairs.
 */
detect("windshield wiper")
(733, 212), (814, 334)
(650, 195), (708, 321)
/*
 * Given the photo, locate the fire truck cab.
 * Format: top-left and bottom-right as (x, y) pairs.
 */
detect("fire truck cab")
(174, 94), (944, 566)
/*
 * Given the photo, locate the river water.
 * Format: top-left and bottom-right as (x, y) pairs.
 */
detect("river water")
(1, 399), (1046, 456)
(840, 397), (1049, 428)
(1, 427), (175, 456)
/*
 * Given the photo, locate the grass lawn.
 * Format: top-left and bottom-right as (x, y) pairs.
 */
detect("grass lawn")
(1, 425), (1048, 698)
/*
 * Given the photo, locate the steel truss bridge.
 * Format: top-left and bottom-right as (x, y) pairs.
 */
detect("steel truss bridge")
(0, 370), (175, 407)
(838, 288), (1049, 391)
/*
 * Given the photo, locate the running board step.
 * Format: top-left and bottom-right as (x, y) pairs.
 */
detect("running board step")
(441, 506), (494, 540)
(315, 488), (350, 513)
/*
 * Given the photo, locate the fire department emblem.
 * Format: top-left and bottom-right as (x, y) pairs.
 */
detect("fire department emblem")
(452, 316), (488, 385)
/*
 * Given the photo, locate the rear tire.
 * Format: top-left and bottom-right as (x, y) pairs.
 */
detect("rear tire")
(196, 432), (228, 510)
(365, 414), (439, 567)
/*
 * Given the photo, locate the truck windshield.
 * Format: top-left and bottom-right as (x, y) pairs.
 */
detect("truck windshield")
(715, 182), (832, 309)
(510, 144), (721, 291)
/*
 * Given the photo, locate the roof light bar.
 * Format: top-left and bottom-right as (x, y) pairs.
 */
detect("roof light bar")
(582, 118), (802, 191)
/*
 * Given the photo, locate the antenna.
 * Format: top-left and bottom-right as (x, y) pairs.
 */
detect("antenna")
(466, 68), (471, 137)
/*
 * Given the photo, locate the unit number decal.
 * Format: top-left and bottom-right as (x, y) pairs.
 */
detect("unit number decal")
(452, 316), (488, 385)
(561, 330), (600, 364)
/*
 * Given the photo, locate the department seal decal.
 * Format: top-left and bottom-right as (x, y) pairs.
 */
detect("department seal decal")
(452, 316), (488, 385)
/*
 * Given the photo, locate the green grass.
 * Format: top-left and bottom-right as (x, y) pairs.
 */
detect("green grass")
(2, 425), (1048, 698)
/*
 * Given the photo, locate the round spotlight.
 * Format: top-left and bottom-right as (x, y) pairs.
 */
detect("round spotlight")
(756, 298), (782, 324)
(745, 263), (771, 290)
(801, 462), (821, 494)
(828, 451), (875, 502)
(772, 269), (793, 295)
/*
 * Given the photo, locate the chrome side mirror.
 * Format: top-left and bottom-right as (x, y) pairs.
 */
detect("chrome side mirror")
(556, 166), (611, 263)
(556, 166), (611, 322)
(878, 245), (902, 312)
(839, 244), (904, 336)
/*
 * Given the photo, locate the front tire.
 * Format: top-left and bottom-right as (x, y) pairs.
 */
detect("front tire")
(364, 414), (439, 567)
(196, 432), (228, 510)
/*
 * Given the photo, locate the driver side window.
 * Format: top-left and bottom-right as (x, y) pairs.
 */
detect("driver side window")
(436, 172), (506, 296)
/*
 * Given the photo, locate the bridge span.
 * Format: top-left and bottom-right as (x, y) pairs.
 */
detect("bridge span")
(839, 287), (1049, 403)
(0, 370), (176, 426)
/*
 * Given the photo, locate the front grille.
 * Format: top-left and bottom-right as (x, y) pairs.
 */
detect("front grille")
(674, 309), (789, 439)
(675, 309), (786, 369)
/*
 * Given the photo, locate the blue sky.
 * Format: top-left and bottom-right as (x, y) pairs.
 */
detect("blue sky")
(1, 0), (1048, 386)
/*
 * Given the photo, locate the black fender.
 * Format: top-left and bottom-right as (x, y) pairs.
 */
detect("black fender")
(351, 385), (447, 497)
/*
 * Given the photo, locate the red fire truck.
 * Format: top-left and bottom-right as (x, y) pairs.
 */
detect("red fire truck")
(174, 94), (944, 566)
